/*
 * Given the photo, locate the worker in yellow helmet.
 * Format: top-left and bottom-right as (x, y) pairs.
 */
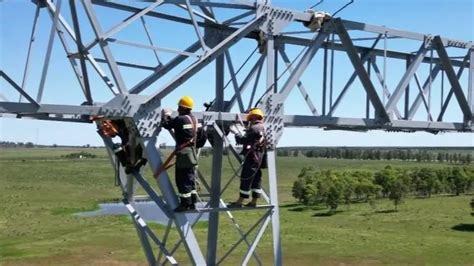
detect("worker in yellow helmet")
(228, 107), (266, 208)
(161, 96), (206, 212)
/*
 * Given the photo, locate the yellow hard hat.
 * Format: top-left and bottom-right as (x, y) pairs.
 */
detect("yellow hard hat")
(178, 96), (194, 109)
(247, 108), (264, 121)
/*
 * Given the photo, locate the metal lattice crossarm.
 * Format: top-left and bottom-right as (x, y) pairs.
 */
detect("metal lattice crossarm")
(1, 0), (473, 265)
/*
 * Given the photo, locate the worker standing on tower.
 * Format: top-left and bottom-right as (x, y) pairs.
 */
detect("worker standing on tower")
(228, 108), (266, 208)
(161, 96), (206, 212)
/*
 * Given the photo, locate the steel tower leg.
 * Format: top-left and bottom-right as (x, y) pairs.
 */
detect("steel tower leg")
(266, 37), (282, 266)
(206, 43), (225, 265)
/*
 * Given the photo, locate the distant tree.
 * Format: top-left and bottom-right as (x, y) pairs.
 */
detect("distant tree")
(341, 174), (355, 208)
(435, 168), (451, 194)
(361, 150), (369, 160)
(293, 150), (299, 157)
(298, 166), (314, 178)
(367, 150), (375, 160)
(399, 150), (407, 161)
(314, 172), (344, 212)
(464, 167), (474, 192)
(353, 172), (380, 202)
(389, 178), (407, 211)
(323, 148), (330, 158)
(374, 150), (381, 160)
(437, 152), (444, 162)
(25, 142), (34, 148)
(421, 151), (430, 162)
(449, 154), (454, 163)
(348, 150), (354, 159)
(466, 154), (472, 164)
(449, 167), (469, 196)
(326, 185), (341, 212)
(62, 151), (97, 159)
(415, 153), (423, 162)
(292, 167), (318, 205)
(374, 165), (397, 197)
(470, 197), (474, 216)
(413, 168), (439, 197)
(453, 153), (459, 163)
(292, 179), (305, 202)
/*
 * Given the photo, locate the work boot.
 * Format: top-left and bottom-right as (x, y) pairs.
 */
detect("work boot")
(174, 197), (193, 212)
(135, 158), (148, 168)
(191, 194), (198, 210)
(174, 204), (191, 212)
(124, 164), (135, 174)
(244, 202), (257, 208)
(227, 202), (243, 208)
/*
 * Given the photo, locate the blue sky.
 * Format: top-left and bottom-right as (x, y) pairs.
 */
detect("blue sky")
(1, 0), (473, 147)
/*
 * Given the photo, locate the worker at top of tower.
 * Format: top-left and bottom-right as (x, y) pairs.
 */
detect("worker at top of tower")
(228, 107), (267, 208)
(161, 95), (207, 212)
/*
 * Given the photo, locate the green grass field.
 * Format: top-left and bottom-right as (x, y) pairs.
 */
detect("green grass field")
(1, 148), (473, 265)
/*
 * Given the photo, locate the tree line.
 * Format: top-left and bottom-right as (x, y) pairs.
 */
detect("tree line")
(1, 141), (35, 148)
(0, 141), (98, 148)
(292, 165), (474, 212)
(278, 148), (472, 164)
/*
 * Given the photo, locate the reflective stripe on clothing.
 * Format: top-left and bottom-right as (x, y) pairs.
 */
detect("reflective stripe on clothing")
(240, 190), (251, 195)
(252, 188), (262, 194)
(183, 123), (202, 129)
(178, 192), (192, 198)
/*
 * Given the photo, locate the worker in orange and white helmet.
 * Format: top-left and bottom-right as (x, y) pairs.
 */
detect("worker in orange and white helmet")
(228, 108), (266, 208)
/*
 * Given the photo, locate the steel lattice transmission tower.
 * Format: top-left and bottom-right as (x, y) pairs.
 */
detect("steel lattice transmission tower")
(1, 0), (472, 265)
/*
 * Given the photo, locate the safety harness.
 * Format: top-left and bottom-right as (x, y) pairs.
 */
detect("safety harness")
(153, 115), (198, 179)
(242, 121), (266, 167)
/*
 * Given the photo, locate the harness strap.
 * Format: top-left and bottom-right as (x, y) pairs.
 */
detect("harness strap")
(153, 115), (198, 179)
(184, 115), (198, 148)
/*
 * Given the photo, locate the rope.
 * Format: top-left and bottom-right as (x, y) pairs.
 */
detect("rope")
(205, 47), (259, 111)
(114, 157), (121, 187)
(309, 0), (324, 9)
(332, 0), (354, 17)
(254, 44), (309, 108)
(253, 0), (355, 108)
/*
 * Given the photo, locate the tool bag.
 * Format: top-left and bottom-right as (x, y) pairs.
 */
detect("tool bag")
(175, 115), (198, 169)
(176, 146), (198, 169)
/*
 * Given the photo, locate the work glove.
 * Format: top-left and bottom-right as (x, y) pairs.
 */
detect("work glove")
(235, 133), (243, 145)
(161, 108), (173, 119)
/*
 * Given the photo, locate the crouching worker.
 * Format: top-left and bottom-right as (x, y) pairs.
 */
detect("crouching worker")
(228, 108), (266, 208)
(161, 96), (206, 212)
(95, 118), (147, 175)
